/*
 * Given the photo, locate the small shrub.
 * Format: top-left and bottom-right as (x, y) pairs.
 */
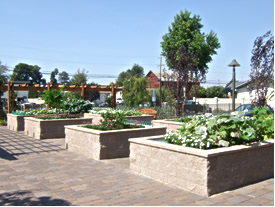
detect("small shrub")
(0, 120), (7, 126)
(82, 109), (144, 131)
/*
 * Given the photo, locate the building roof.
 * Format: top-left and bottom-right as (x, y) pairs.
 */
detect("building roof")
(146, 70), (178, 81)
(225, 80), (246, 89)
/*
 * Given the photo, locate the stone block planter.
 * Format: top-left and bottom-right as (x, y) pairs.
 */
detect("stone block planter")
(24, 117), (93, 139)
(7, 114), (34, 131)
(65, 125), (166, 160)
(152, 120), (183, 132)
(129, 136), (274, 197)
(84, 113), (154, 124)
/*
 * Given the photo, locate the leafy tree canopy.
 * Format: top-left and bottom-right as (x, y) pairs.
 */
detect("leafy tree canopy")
(0, 61), (8, 110)
(10, 63), (46, 86)
(50, 68), (59, 86)
(69, 69), (88, 86)
(116, 64), (144, 86)
(0, 61), (8, 86)
(58, 71), (70, 86)
(249, 31), (274, 106)
(161, 9), (220, 78)
(122, 77), (148, 107)
(190, 85), (226, 98)
(160, 9), (220, 117)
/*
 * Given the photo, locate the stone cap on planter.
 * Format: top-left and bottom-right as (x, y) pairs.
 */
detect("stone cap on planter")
(8, 114), (34, 117)
(24, 117), (92, 123)
(152, 120), (183, 125)
(65, 125), (166, 135)
(129, 136), (274, 158)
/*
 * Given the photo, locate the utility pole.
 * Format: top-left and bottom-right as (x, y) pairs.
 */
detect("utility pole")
(159, 56), (162, 108)
(159, 56), (164, 108)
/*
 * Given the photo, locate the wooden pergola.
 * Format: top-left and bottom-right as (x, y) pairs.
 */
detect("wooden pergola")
(0, 81), (122, 113)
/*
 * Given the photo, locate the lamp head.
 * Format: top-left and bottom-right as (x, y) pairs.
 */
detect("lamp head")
(228, 59), (240, 67)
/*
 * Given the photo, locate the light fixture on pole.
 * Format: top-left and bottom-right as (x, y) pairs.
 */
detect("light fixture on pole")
(228, 59), (240, 111)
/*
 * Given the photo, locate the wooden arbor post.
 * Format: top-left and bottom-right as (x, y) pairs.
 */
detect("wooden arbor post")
(7, 81), (14, 113)
(111, 84), (117, 108)
(81, 83), (87, 100)
(46, 82), (53, 109)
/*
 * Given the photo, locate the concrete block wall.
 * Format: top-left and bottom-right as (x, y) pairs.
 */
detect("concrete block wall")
(65, 125), (167, 160)
(24, 117), (93, 139)
(129, 136), (274, 196)
(7, 114), (34, 131)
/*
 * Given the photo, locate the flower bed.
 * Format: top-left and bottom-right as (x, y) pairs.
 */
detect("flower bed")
(65, 109), (166, 159)
(24, 117), (93, 139)
(8, 109), (84, 131)
(65, 125), (166, 160)
(129, 136), (274, 196)
(84, 109), (154, 125)
(164, 109), (274, 149)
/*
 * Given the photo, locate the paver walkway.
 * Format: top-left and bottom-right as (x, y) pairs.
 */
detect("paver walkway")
(0, 126), (273, 206)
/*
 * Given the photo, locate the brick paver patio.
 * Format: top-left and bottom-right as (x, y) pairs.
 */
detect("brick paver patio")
(0, 126), (273, 206)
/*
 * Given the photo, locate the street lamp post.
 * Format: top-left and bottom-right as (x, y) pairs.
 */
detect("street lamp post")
(228, 59), (240, 111)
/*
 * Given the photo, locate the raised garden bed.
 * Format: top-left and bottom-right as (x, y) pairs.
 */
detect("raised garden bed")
(65, 125), (166, 160)
(84, 113), (154, 125)
(7, 114), (34, 131)
(24, 116), (93, 139)
(129, 136), (274, 196)
(152, 120), (183, 132)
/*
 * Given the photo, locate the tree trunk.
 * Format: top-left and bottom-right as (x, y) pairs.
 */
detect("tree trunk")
(176, 79), (183, 118)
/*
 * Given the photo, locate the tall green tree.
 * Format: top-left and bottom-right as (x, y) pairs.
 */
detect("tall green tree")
(10, 63), (46, 86)
(0, 61), (8, 88)
(58, 71), (70, 86)
(116, 64), (144, 86)
(50, 68), (59, 86)
(161, 10), (220, 117)
(122, 77), (148, 107)
(0, 61), (8, 118)
(69, 69), (88, 86)
(249, 31), (274, 106)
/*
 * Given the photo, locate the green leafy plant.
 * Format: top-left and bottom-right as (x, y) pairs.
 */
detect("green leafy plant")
(0, 119), (7, 126)
(89, 109), (142, 116)
(82, 109), (144, 131)
(61, 98), (91, 114)
(164, 108), (274, 150)
(41, 88), (65, 109)
(12, 108), (63, 116)
(251, 107), (274, 140)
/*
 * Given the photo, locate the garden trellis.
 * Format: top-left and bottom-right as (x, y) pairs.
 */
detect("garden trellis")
(0, 81), (122, 113)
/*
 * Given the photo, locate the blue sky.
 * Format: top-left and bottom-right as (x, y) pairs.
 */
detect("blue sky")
(0, 0), (273, 86)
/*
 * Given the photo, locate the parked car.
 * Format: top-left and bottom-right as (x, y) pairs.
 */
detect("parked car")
(184, 100), (203, 113)
(116, 98), (124, 105)
(235, 104), (274, 117)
